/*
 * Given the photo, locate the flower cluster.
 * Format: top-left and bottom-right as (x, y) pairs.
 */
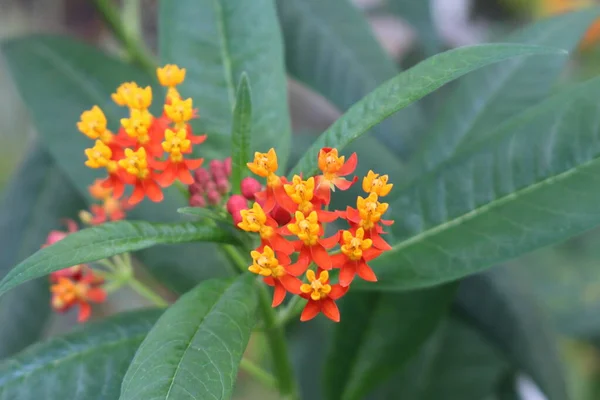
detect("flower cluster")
(189, 158), (233, 207)
(78, 64), (206, 208)
(45, 221), (106, 322)
(237, 147), (394, 322)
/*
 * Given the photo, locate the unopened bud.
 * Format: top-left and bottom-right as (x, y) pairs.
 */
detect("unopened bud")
(189, 194), (206, 208)
(209, 159), (225, 181)
(194, 168), (211, 185)
(207, 190), (221, 206)
(240, 177), (262, 200)
(78, 210), (94, 226)
(189, 182), (203, 196)
(271, 205), (291, 226)
(227, 195), (248, 225)
(224, 157), (232, 177)
(216, 177), (230, 195)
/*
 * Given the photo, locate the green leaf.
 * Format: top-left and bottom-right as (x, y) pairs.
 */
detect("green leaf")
(325, 284), (456, 400)
(120, 275), (257, 400)
(276, 0), (425, 156)
(159, 0), (291, 165)
(0, 309), (161, 399)
(0, 220), (239, 297)
(361, 77), (600, 291)
(289, 43), (566, 177)
(0, 144), (86, 359)
(413, 10), (599, 173)
(1, 35), (229, 294)
(177, 206), (230, 221)
(230, 73), (252, 194)
(372, 317), (510, 400)
(455, 267), (567, 400)
(388, 0), (440, 56)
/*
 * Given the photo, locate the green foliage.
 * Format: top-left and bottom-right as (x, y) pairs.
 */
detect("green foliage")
(120, 275), (257, 400)
(0, 309), (161, 399)
(366, 77), (600, 291)
(159, 0), (291, 165)
(230, 74), (252, 194)
(324, 284), (457, 400)
(0, 145), (86, 359)
(0, 220), (239, 296)
(290, 43), (565, 177)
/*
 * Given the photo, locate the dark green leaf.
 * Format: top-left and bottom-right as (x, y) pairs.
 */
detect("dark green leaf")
(325, 284), (456, 400)
(0, 144), (86, 358)
(159, 0), (291, 165)
(362, 77), (600, 291)
(413, 10), (599, 173)
(289, 43), (565, 177)
(1, 35), (229, 294)
(120, 275), (257, 400)
(0, 309), (161, 399)
(0, 220), (239, 296)
(230, 73), (252, 194)
(372, 317), (510, 400)
(277, 0), (424, 156)
(455, 267), (567, 400)
(177, 206), (229, 221)
(388, 0), (440, 56)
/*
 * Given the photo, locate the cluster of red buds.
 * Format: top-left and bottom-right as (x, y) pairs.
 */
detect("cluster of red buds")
(189, 158), (233, 207)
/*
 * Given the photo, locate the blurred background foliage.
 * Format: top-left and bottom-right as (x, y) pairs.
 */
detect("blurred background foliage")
(4, 0), (600, 399)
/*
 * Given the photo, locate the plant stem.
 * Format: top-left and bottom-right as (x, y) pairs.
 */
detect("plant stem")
(128, 278), (169, 308)
(276, 295), (306, 326)
(239, 358), (278, 390)
(92, 0), (156, 74)
(220, 244), (248, 274)
(257, 285), (300, 399)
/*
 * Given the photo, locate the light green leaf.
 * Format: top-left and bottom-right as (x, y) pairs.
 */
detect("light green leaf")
(277, 0), (424, 156)
(0, 144), (86, 359)
(0, 309), (161, 399)
(325, 284), (456, 400)
(0, 220), (239, 297)
(1, 35), (230, 294)
(230, 73), (252, 194)
(388, 0), (440, 56)
(456, 267), (567, 399)
(361, 77), (600, 291)
(289, 43), (566, 177)
(120, 275), (257, 400)
(413, 10), (599, 173)
(159, 0), (291, 165)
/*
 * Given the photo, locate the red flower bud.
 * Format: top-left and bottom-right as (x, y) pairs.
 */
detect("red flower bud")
(189, 194), (206, 208)
(216, 178), (230, 195)
(209, 159), (225, 181)
(207, 190), (221, 206)
(240, 177), (262, 200)
(194, 168), (211, 185)
(271, 205), (291, 226)
(189, 182), (203, 196)
(224, 157), (232, 177)
(227, 195), (248, 225)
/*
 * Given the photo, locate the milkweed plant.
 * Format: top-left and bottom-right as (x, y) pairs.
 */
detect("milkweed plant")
(1, 0), (600, 399)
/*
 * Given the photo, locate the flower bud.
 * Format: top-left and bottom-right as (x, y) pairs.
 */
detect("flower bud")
(224, 157), (232, 177)
(189, 194), (206, 208)
(216, 177), (230, 195)
(207, 190), (221, 206)
(188, 182), (203, 196)
(271, 205), (291, 226)
(209, 159), (225, 181)
(227, 195), (248, 225)
(194, 168), (211, 185)
(240, 177), (262, 200)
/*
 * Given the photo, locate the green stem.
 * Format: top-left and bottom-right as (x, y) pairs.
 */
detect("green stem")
(128, 278), (169, 308)
(257, 285), (300, 399)
(92, 0), (156, 74)
(220, 244), (248, 274)
(276, 295), (306, 326)
(239, 358), (278, 390)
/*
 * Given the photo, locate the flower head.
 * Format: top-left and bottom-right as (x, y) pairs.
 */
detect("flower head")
(287, 211), (320, 246)
(50, 274), (106, 322)
(357, 193), (389, 230)
(162, 128), (191, 162)
(119, 147), (149, 179)
(157, 64), (186, 87)
(121, 109), (153, 143)
(249, 246), (285, 277)
(362, 170), (393, 197)
(247, 148), (278, 178)
(164, 97), (195, 123)
(299, 270), (347, 322)
(284, 176), (315, 214)
(85, 140), (117, 172)
(77, 106), (110, 142)
(341, 228), (372, 261)
(315, 147), (358, 204)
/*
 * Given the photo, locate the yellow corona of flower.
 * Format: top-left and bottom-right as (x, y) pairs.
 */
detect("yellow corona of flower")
(156, 64), (186, 87)
(247, 148), (278, 178)
(120, 109), (153, 143)
(341, 228), (372, 261)
(237, 203), (274, 239)
(248, 246), (285, 277)
(287, 211), (320, 246)
(318, 148), (345, 179)
(300, 270), (332, 301)
(111, 82), (152, 109)
(164, 96), (194, 123)
(284, 176), (315, 213)
(118, 147), (149, 179)
(362, 170), (393, 197)
(357, 193), (389, 230)
(162, 128), (191, 162)
(84, 140), (116, 172)
(77, 106), (111, 142)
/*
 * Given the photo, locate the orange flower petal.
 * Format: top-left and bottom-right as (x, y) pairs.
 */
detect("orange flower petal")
(321, 297), (340, 322)
(310, 244), (332, 270)
(279, 274), (303, 295)
(338, 152), (357, 176)
(329, 284), (349, 300)
(272, 282), (287, 307)
(77, 301), (92, 323)
(300, 299), (321, 322)
(357, 261), (377, 282)
(339, 261), (357, 287)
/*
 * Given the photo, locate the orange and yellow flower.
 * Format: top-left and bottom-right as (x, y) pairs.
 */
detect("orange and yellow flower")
(299, 270), (347, 322)
(248, 246), (302, 307)
(51, 273), (106, 322)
